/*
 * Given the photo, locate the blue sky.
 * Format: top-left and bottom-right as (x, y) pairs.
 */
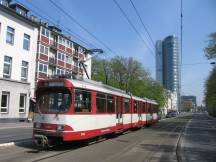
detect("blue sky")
(17, 0), (216, 105)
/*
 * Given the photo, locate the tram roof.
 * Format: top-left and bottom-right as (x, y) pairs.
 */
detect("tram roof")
(69, 78), (131, 98)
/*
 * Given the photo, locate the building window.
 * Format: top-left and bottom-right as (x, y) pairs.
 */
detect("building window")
(41, 27), (49, 37)
(23, 34), (30, 50)
(74, 89), (92, 112)
(74, 60), (78, 67)
(56, 68), (65, 75)
(1, 92), (9, 113)
(70, 42), (73, 48)
(19, 94), (26, 113)
(107, 95), (114, 113)
(124, 98), (130, 113)
(59, 36), (62, 44)
(66, 40), (70, 48)
(38, 63), (47, 73)
(6, 26), (15, 45)
(62, 38), (65, 46)
(21, 61), (28, 81)
(39, 44), (48, 55)
(96, 93), (106, 113)
(58, 52), (65, 61)
(0, 0), (9, 6)
(3, 56), (12, 78)
(16, 7), (27, 16)
(66, 55), (72, 64)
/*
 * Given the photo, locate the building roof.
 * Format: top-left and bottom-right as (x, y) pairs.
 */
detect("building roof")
(0, 3), (38, 27)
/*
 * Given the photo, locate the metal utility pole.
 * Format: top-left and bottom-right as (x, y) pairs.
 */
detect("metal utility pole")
(179, 0), (183, 113)
(79, 49), (103, 79)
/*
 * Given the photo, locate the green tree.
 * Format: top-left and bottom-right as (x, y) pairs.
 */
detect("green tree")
(91, 56), (168, 108)
(204, 32), (216, 116)
(205, 32), (216, 59)
(205, 67), (216, 116)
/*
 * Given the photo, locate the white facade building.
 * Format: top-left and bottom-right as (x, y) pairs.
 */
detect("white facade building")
(160, 90), (178, 116)
(0, 2), (38, 121)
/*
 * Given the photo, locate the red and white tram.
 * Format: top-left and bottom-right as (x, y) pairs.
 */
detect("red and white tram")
(33, 78), (159, 147)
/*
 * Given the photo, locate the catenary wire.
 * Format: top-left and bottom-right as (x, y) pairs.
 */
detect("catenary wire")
(112, 0), (155, 56)
(15, 0), (98, 49)
(49, 0), (118, 57)
(129, 0), (155, 48)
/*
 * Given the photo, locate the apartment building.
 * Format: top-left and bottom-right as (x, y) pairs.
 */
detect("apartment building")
(0, 1), (38, 121)
(0, 0), (92, 121)
(36, 24), (91, 82)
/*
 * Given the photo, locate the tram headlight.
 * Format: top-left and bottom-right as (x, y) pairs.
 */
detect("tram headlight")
(56, 125), (64, 131)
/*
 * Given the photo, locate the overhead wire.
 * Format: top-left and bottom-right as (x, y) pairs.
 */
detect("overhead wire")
(15, 0), (98, 49)
(48, 0), (118, 57)
(112, 0), (155, 57)
(129, 0), (155, 48)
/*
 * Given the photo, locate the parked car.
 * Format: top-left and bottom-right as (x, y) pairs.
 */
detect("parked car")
(166, 111), (178, 118)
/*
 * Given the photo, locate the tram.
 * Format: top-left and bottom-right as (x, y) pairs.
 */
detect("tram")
(33, 77), (159, 147)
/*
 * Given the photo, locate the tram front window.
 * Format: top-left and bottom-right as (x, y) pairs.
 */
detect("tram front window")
(37, 89), (71, 113)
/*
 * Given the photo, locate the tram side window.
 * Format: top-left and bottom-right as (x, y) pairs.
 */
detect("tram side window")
(124, 98), (130, 113)
(74, 89), (92, 112)
(96, 93), (106, 113)
(107, 95), (114, 113)
(148, 103), (151, 113)
(133, 101), (138, 113)
(142, 102), (146, 113)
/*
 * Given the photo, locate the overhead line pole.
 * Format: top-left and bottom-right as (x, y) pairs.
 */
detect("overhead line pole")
(179, 0), (183, 112)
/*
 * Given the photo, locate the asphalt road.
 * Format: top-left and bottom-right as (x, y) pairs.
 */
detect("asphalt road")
(180, 113), (216, 162)
(0, 123), (32, 144)
(0, 115), (192, 162)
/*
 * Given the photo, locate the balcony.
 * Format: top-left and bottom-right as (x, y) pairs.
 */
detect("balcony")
(49, 57), (57, 66)
(50, 40), (57, 50)
(73, 66), (78, 73)
(73, 51), (79, 58)
(79, 53), (84, 60)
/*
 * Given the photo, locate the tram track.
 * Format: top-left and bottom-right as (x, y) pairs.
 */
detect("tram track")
(0, 115), (192, 162)
(30, 119), (178, 162)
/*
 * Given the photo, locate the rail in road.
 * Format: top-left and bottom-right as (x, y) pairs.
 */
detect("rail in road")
(0, 115), (193, 162)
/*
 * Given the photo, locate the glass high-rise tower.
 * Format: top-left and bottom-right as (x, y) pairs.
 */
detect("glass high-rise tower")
(156, 35), (180, 110)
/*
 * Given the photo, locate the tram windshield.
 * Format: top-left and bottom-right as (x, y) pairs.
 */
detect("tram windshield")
(36, 89), (71, 113)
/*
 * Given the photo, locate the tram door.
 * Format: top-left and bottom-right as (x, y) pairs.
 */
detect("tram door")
(138, 102), (142, 121)
(116, 97), (123, 124)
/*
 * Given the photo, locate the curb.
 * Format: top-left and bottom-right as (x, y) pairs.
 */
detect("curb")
(0, 138), (33, 147)
(207, 113), (216, 121)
